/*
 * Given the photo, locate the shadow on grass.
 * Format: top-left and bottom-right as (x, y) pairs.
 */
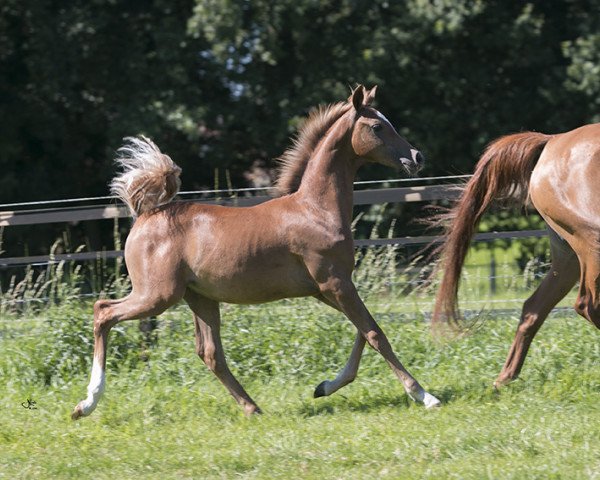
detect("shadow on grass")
(297, 392), (412, 417)
(433, 382), (502, 405)
(295, 377), (508, 418)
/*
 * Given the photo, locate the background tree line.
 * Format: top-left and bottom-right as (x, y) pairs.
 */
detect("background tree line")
(1, 0), (599, 256)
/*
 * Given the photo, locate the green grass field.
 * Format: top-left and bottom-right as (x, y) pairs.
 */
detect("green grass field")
(1, 237), (597, 479)
(1, 294), (599, 479)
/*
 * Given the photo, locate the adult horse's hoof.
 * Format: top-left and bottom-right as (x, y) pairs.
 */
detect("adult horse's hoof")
(313, 381), (327, 398)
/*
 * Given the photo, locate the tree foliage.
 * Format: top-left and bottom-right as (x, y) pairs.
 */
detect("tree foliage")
(0, 1), (598, 253)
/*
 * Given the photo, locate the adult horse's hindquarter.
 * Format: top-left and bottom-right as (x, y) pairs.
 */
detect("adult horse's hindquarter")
(72, 85), (440, 420)
(432, 122), (600, 387)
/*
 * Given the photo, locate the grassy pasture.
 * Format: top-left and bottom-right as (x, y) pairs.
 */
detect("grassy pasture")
(1, 296), (599, 479)
(1, 238), (599, 479)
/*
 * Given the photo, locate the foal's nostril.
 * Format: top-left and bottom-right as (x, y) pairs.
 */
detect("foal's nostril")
(415, 151), (424, 166)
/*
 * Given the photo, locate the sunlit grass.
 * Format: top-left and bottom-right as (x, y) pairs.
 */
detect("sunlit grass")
(1, 301), (599, 479)
(1, 234), (598, 478)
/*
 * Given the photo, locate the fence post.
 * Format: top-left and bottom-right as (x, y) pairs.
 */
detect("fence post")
(490, 251), (497, 295)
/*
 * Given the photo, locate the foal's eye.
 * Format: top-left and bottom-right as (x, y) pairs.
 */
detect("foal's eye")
(372, 123), (382, 132)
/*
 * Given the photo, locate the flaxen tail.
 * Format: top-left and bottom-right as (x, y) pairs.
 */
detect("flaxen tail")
(432, 132), (551, 328)
(110, 136), (182, 217)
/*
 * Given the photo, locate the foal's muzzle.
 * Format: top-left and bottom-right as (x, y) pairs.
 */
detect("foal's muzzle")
(400, 149), (425, 176)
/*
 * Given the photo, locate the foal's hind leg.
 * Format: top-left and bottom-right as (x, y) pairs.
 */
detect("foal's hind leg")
(313, 294), (366, 398)
(495, 233), (579, 388)
(184, 290), (261, 415)
(71, 289), (183, 420)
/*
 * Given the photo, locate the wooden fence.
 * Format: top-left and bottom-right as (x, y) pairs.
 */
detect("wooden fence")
(0, 184), (546, 268)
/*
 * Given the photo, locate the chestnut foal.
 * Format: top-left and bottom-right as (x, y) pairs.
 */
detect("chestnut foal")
(432, 123), (600, 387)
(72, 86), (440, 420)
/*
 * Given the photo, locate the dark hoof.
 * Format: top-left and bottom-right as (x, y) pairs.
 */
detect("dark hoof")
(314, 381), (327, 398)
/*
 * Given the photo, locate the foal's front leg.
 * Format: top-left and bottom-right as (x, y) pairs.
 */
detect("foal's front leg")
(314, 332), (366, 398)
(318, 276), (440, 408)
(313, 294), (366, 397)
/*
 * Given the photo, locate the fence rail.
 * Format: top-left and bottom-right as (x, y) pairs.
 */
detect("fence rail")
(1, 183), (545, 268)
(0, 229), (549, 268)
(0, 185), (462, 227)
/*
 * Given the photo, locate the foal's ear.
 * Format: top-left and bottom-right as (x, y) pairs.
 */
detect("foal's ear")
(364, 85), (377, 106)
(350, 85), (365, 111)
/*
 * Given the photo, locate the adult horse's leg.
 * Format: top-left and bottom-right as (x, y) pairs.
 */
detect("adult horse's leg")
(317, 276), (440, 408)
(184, 290), (261, 415)
(494, 231), (579, 387)
(71, 290), (183, 420)
(313, 294), (366, 398)
(573, 240), (600, 330)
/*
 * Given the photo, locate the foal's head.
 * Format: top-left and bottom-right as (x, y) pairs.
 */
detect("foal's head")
(349, 85), (424, 176)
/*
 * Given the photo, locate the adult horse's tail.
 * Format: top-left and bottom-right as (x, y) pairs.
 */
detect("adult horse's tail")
(432, 132), (551, 327)
(110, 136), (182, 217)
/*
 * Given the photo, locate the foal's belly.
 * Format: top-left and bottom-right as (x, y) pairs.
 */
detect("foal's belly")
(187, 249), (320, 304)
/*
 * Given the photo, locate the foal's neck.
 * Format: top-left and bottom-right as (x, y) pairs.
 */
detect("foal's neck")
(295, 115), (360, 227)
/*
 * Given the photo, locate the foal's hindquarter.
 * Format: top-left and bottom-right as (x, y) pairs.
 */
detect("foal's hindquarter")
(72, 87), (440, 419)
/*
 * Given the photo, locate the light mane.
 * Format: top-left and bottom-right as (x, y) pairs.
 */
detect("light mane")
(274, 101), (352, 196)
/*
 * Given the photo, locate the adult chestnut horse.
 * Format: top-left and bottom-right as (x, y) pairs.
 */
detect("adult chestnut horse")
(72, 86), (441, 420)
(432, 123), (600, 387)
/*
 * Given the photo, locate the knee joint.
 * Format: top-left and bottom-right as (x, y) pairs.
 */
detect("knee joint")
(319, 278), (353, 299)
(199, 345), (220, 372)
(365, 329), (384, 349)
(516, 313), (540, 339)
(93, 300), (116, 334)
